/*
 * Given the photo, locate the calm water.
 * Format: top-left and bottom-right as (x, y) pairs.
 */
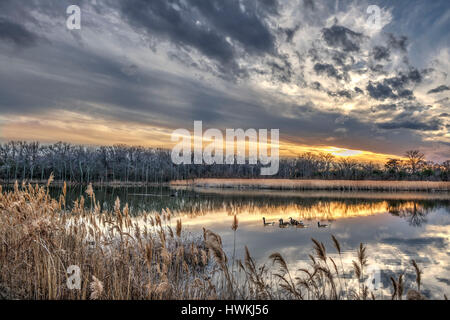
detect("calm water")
(52, 185), (450, 298)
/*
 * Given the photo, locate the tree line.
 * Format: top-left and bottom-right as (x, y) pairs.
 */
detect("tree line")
(0, 141), (448, 183)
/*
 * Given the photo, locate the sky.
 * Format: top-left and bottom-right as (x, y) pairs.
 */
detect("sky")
(0, 0), (449, 162)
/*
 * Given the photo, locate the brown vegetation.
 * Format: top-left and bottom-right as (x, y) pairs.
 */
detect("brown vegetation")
(171, 178), (450, 191)
(0, 178), (446, 300)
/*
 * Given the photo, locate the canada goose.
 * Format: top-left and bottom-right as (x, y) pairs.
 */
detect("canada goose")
(262, 217), (274, 226)
(279, 218), (290, 227)
(317, 222), (328, 228)
(170, 191), (178, 197)
(289, 217), (306, 227)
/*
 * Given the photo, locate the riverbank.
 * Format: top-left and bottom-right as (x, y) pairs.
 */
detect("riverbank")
(0, 180), (169, 187)
(2, 178), (449, 192)
(171, 178), (450, 192)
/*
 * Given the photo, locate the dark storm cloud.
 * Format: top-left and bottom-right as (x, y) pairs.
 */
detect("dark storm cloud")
(267, 60), (293, 83)
(384, 68), (423, 89)
(427, 85), (450, 94)
(189, 0), (276, 53)
(354, 87), (364, 94)
(372, 46), (390, 61)
(311, 81), (323, 91)
(284, 25), (299, 43)
(366, 68), (424, 100)
(313, 63), (344, 81)
(367, 81), (396, 100)
(370, 104), (397, 113)
(0, 18), (37, 47)
(377, 111), (442, 131)
(328, 90), (352, 99)
(332, 51), (354, 67)
(387, 33), (408, 52)
(321, 25), (364, 52)
(378, 120), (441, 131)
(118, 0), (276, 77)
(303, 0), (315, 11)
(398, 89), (414, 99)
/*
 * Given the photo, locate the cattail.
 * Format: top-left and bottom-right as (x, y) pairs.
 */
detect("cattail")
(176, 219), (182, 237)
(397, 274), (404, 300)
(269, 252), (288, 274)
(411, 260), (422, 291)
(201, 249), (208, 265)
(390, 276), (398, 300)
(89, 276), (104, 300)
(231, 215), (238, 231)
(145, 242), (153, 269)
(357, 243), (367, 269)
(331, 235), (341, 254)
(311, 238), (327, 262)
(155, 281), (171, 297)
(353, 261), (361, 279)
(47, 173), (54, 187)
(114, 197), (120, 213)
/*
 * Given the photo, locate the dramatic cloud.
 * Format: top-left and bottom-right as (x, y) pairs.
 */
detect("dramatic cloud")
(322, 25), (364, 52)
(0, 18), (37, 47)
(428, 85), (450, 94)
(0, 0), (449, 161)
(372, 46), (390, 61)
(314, 63), (345, 81)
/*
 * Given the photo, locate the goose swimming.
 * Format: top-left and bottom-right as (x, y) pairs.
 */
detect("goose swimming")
(279, 218), (290, 227)
(317, 222), (328, 228)
(262, 217), (274, 226)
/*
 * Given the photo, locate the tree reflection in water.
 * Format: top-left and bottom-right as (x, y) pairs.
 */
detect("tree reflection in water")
(387, 201), (433, 227)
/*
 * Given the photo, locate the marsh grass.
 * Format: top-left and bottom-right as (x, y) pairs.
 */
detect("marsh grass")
(171, 178), (450, 192)
(0, 179), (446, 300)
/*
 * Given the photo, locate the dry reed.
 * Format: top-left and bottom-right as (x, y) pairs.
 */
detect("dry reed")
(171, 178), (450, 192)
(0, 180), (446, 300)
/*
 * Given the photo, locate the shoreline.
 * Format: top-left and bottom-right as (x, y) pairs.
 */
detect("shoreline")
(170, 178), (450, 192)
(0, 180), (170, 187)
(2, 178), (450, 192)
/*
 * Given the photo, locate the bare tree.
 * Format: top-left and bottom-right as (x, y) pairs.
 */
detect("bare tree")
(405, 150), (425, 174)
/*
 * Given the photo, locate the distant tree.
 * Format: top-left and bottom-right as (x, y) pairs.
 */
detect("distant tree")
(443, 160), (450, 171)
(0, 142), (447, 183)
(385, 158), (401, 172)
(404, 150), (425, 174)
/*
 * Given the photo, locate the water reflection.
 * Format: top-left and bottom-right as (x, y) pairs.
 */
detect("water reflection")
(45, 185), (449, 299)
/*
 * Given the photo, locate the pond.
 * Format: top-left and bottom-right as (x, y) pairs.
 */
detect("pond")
(50, 185), (450, 299)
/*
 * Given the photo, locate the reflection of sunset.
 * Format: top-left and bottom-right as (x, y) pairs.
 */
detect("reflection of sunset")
(177, 201), (427, 227)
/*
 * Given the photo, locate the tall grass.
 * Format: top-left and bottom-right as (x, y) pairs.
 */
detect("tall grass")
(171, 178), (450, 192)
(0, 179), (444, 300)
(0, 179), (213, 300)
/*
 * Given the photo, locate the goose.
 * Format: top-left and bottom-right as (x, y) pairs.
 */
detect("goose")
(170, 191), (178, 197)
(262, 217), (274, 226)
(317, 221), (328, 228)
(279, 218), (290, 227)
(289, 217), (306, 227)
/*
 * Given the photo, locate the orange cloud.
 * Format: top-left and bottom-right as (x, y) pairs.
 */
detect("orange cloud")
(0, 111), (402, 164)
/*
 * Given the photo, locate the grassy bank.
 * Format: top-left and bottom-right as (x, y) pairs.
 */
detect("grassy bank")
(0, 179), (168, 187)
(0, 179), (446, 300)
(171, 178), (450, 192)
